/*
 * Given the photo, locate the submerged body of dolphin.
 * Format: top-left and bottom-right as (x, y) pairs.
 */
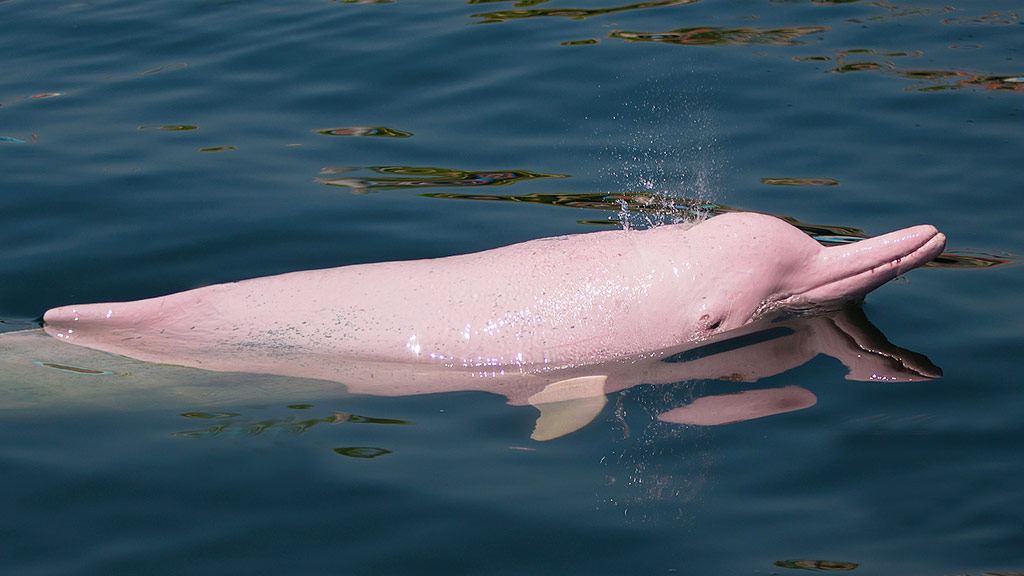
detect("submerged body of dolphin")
(43, 212), (945, 372)
(4, 306), (941, 439)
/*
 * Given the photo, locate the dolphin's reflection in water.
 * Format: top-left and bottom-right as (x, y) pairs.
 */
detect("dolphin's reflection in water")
(3, 305), (938, 441)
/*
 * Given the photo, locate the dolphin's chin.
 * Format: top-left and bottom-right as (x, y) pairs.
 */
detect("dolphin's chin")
(781, 226), (946, 307)
(766, 299), (857, 319)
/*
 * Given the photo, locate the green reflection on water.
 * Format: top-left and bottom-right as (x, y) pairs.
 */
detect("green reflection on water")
(774, 558), (859, 571)
(425, 190), (713, 223)
(943, 11), (1019, 25)
(138, 125), (198, 131)
(338, 414), (413, 425)
(832, 62), (884, 73)
(173, 406), (412, 440)
(33, 361), (115, 376)
(314, 126), (412, 138)
(181, 411), (241, 419)
(795, 46), (1022, 93)
(316, 166), (569, 193)
(794, 47), (921, 66)
(761, 178), (840, 186)
(908, 72), (1024, 92)
(857, 66), (1022, 92)
(846, 4), (953, 24)
(610, 25), (831, 46)
(468, 0), (555, 7)
(471, 0), (700, 23)
(334, 446), (392, 458)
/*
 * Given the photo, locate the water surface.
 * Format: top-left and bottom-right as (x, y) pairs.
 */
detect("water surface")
(1, 0), (1022, 574)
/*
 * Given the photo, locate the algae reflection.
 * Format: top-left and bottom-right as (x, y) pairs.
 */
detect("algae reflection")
(469, 0), (701, 24)
(775, 559), (859, 571)
(898, 72), (1024, 93)
(315, 166), (570, 193)
(314, 126), (413, 138)
(174, 407), (411, 440)
(610, 25), (831, 47)
(796, 48), (1024, 93)
(175, 406), (410, 458)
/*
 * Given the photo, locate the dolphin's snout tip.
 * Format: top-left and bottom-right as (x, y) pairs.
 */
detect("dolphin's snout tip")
(43, 304), (118, 328)
(874, 224), (946, 274)
(41, 306), (76, 341)
(41, 306), (70, 325)
(901, 223), (941, 244)
(913, 227), (946, 265)
(876, 223), (945, 265)
(931, 231), (947, 258)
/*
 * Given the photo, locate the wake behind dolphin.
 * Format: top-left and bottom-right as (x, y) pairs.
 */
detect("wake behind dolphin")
(43, 212), (945, 372)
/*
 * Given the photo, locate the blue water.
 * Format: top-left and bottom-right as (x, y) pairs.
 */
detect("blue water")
(2, 0), (1023, 574)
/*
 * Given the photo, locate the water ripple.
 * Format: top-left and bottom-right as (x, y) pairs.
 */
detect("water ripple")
(470, 0), (701, 24)
(315, 165), (570, 193)
(610, 25), (832, 46)
(314, 126), (413, 137)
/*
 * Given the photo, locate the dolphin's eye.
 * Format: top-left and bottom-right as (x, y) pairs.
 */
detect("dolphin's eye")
(700, 314), (724, 331)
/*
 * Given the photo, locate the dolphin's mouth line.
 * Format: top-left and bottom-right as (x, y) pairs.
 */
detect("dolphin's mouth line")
(834, 229), (945, 282)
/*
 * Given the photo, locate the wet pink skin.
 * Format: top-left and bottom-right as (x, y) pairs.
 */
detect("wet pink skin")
(43, 212), (945, 371)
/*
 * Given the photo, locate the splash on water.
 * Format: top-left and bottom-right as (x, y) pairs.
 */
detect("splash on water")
(601, 76), (722, 230)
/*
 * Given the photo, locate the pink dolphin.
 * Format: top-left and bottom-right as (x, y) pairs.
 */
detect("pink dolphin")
(42, 212), (945, 372)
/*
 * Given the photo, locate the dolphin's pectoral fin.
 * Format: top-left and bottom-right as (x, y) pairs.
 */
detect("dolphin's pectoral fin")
(528, 375), (608, 441)
(530, 396), (608, 441)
